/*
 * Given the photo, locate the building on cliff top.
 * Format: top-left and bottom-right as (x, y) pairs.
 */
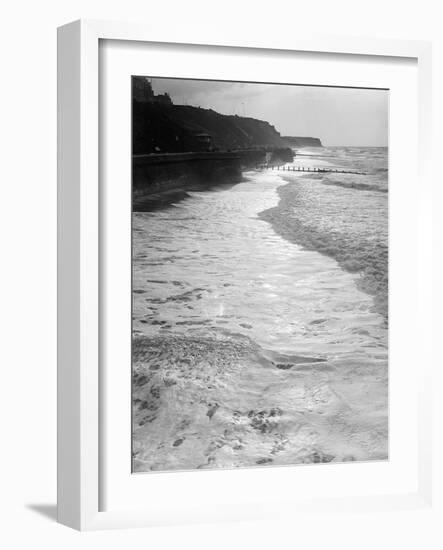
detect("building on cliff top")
(132, 76), (173, 105)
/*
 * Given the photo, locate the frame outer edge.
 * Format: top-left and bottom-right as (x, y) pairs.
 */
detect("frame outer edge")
(58, 19), (101, 531)
(80, 18), (100, 529)
(56, 18), (433, 530)
(57, 19), (82, 530)
(416, 41), (433, 506)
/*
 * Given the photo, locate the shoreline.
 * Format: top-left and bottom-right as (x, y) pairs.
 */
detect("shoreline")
(132, 170), (388, 473)
(258, 173), (388, 323)
(132, 179), (243, 211)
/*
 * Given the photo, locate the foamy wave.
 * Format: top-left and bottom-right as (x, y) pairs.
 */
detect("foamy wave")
(321, 177), (388, 193)
(258, 177), (388, 321)
(133, 333), (387, 472)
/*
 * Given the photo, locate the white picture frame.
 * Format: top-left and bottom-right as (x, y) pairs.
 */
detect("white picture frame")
(57, 19), (433, 531)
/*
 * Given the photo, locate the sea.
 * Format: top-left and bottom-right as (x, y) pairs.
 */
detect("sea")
(132, 147), (389, 472)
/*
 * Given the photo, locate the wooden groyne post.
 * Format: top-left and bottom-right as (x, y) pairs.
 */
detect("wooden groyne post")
(259, 164), (366, 176)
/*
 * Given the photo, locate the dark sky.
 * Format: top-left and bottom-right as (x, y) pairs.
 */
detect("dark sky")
(148, 77), (388, 147)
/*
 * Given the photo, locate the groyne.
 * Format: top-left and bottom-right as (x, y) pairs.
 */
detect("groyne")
(261, 164), (367, 175)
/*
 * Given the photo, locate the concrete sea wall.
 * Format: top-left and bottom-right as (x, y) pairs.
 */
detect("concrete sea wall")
(133, 152), (244, 210)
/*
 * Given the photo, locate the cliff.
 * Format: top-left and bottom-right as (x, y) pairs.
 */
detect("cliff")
(133, 101), (289, 154)
(282, 136), (323, 147)
(132, 101), (294, 208)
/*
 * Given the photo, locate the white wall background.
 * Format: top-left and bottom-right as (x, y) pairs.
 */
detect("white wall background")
(0, 0), (441, 547)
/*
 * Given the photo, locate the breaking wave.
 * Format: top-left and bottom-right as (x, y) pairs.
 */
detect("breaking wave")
(320, 176), (388, 193)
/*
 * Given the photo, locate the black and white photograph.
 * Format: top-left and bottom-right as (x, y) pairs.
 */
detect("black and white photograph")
(131, 76), (389, 473)
(4, 0), (440, 542)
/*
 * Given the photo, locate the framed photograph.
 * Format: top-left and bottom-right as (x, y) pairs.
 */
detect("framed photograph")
(57, 19), (433, 530)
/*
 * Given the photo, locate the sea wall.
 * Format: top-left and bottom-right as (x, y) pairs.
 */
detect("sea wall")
(133, 152), (244, 210)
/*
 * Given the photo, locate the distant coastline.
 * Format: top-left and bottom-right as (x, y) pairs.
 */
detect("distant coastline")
(282, 136), (323, 147)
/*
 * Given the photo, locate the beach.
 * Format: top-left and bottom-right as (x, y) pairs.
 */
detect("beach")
(132, 147), (389, 472)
